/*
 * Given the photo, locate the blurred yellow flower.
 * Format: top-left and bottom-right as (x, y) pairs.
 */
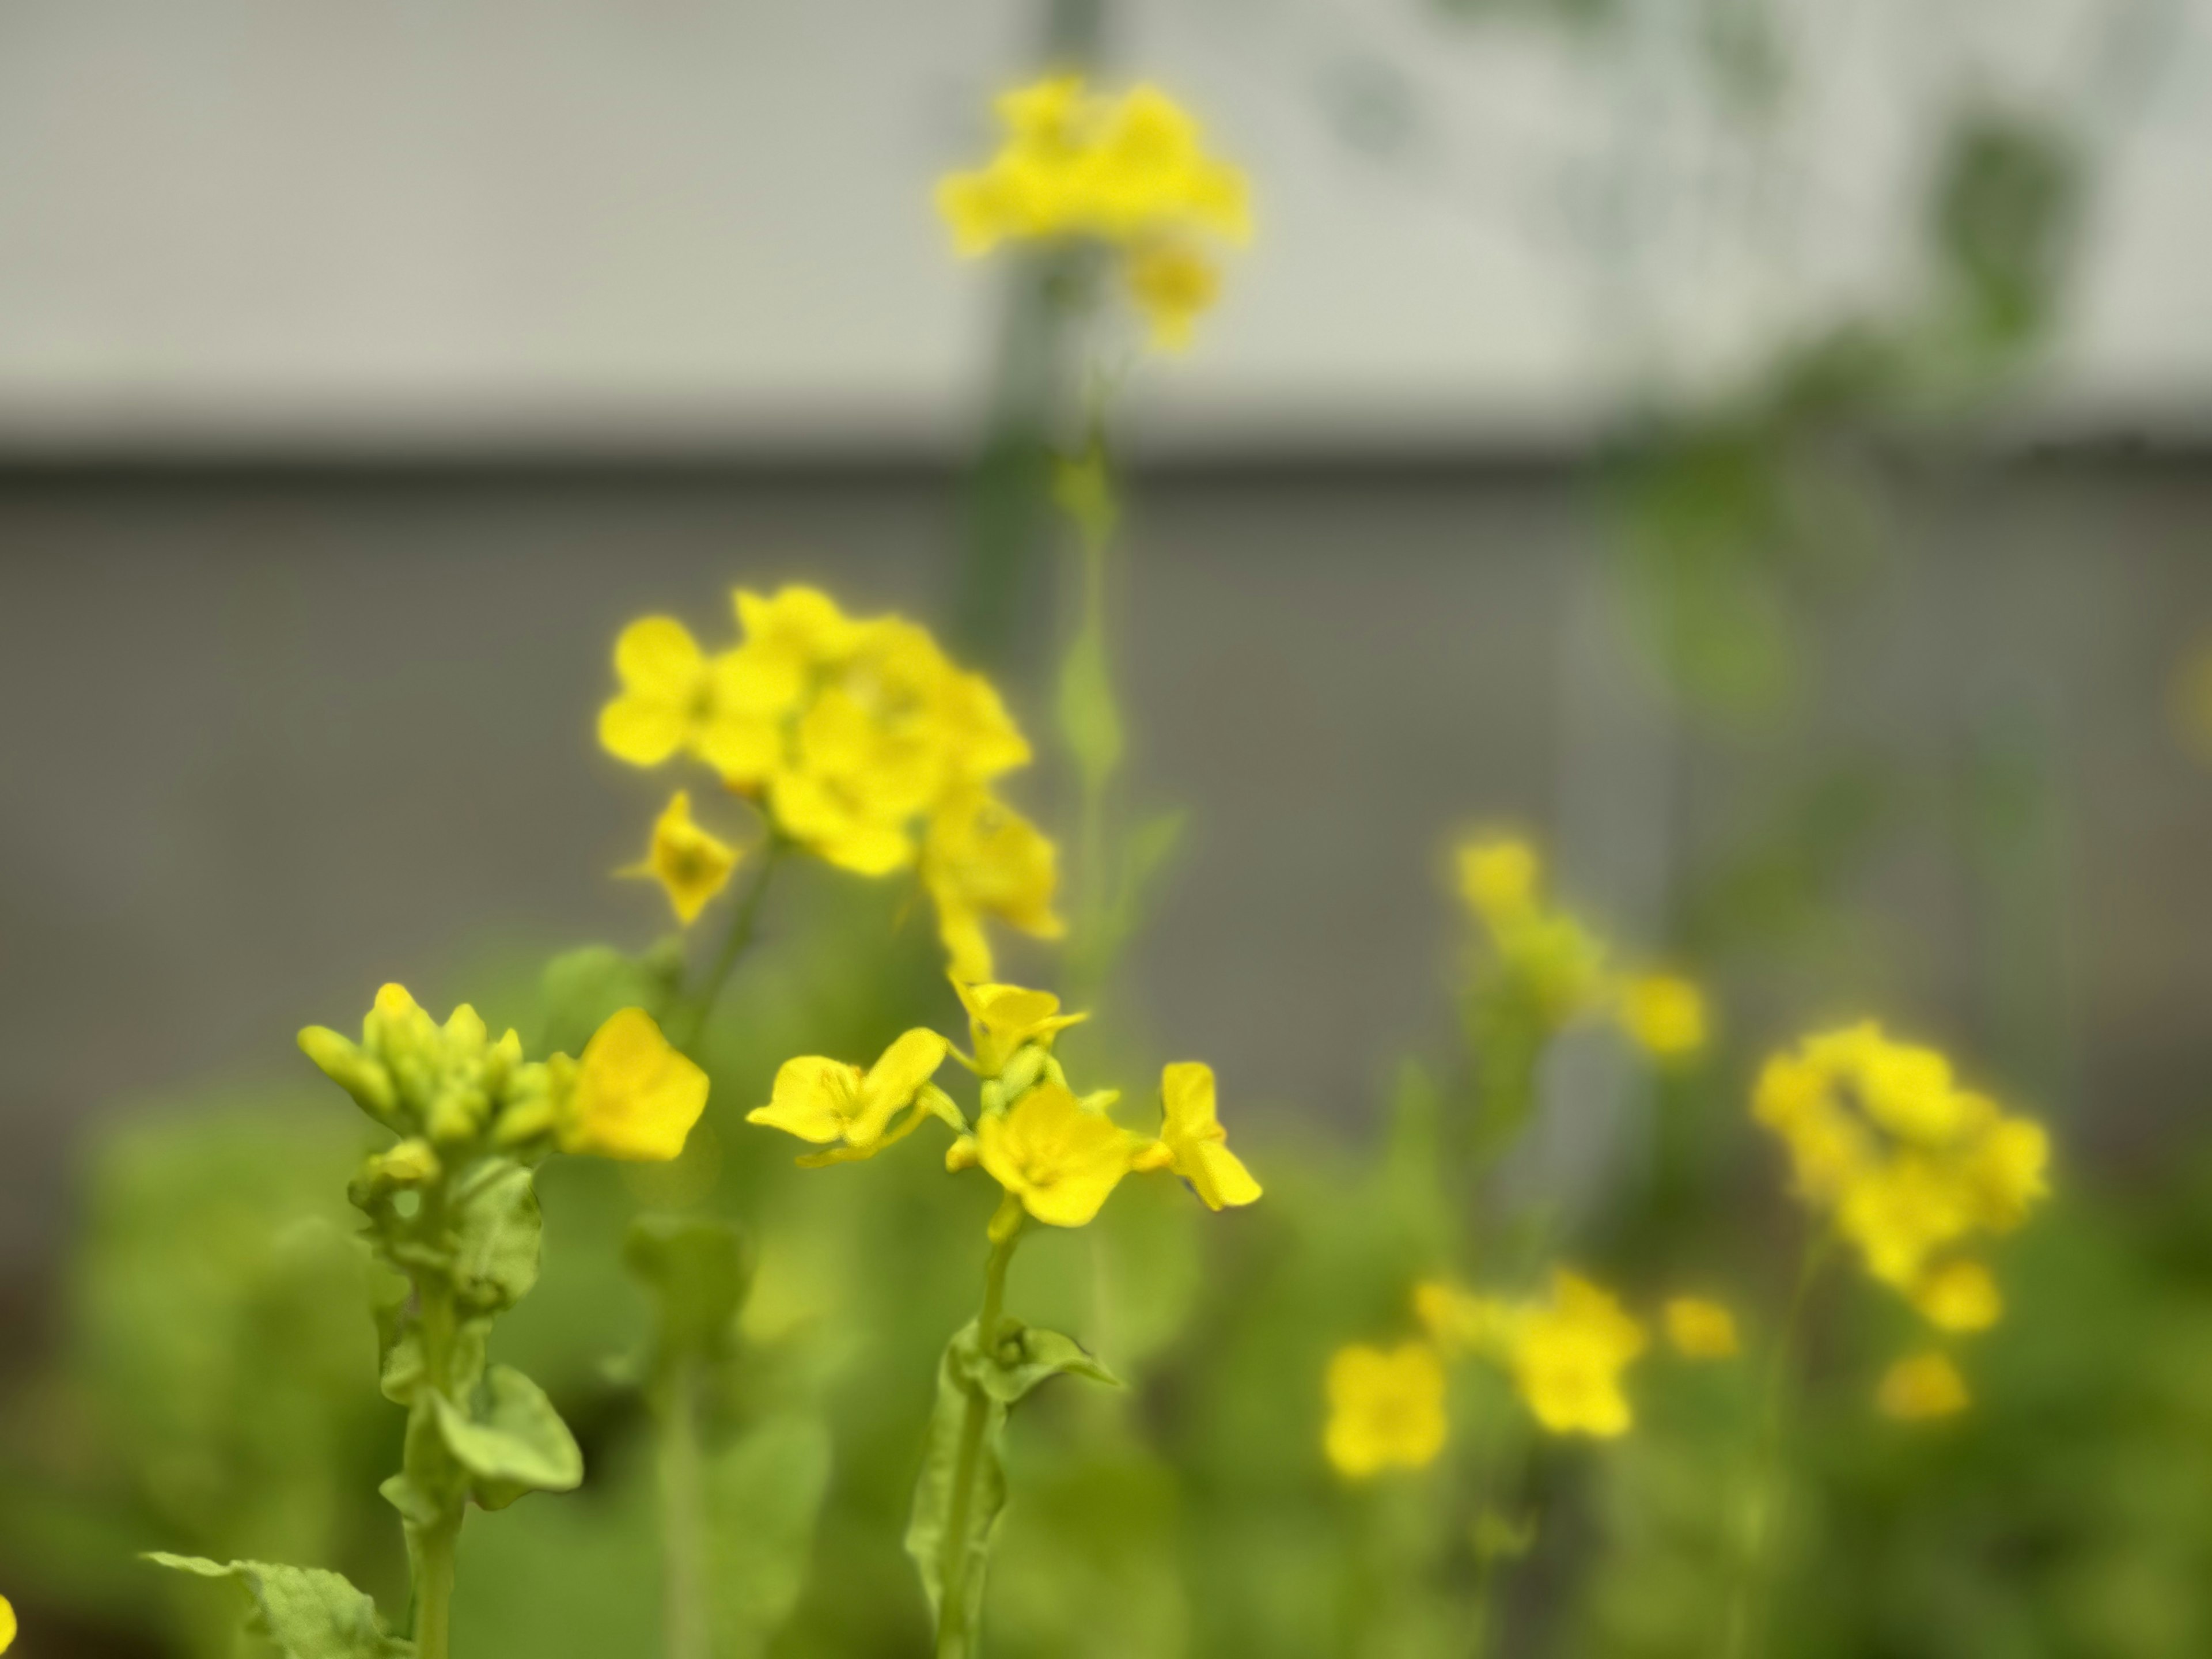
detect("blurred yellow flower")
(597, 616), (779, 778)
(1125, 240), (1220, 351)
(976, 1080), (1132, 1228)
(1836, 1155), (1976, 1289)
(1, 1592), (15, 1652)
(1877, 1351), (1969, 1421)
(1663, 1297), (1740, 1359)
(1961, 1115), (2051, 1230)
(1910, 1259), (2002, 1333)
(1502, 1271), (1647, 1438)
(1619, 974), (1709, 1059)
(951, 979), (1086, 1078)
(925, 786), (1065, 981)
(1323, 1342), (1448, 1478)
(1457, 836), (1540, 927)
(748, 1029), (950, 1156)
(1135, 1061), (1261, 1211)
(620, 790), (740, 925)
(559, 1008), (710, 1162)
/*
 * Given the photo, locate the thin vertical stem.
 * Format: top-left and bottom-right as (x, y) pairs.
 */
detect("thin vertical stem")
(673, 842), (783, 1053)
(407, 1262), (463, 1659)
(658, 1356), (711, 1659)
(935, 1207), (1024, 1659)
(1724, 1233), (1828, 1659)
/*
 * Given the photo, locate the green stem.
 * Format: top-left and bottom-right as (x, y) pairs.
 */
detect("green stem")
(935, 1211), (1024, 1659)
(1724, 1233), (1828, 1659)
(674, 842), (783, 1052)
(408, 1267), (463, 1659)
(658, 1356), (711, 1659)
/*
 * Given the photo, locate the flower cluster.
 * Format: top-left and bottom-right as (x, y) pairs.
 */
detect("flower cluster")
(748, 977), (1262, 1236)
(301, 983), (707, 1168)
(600, 585), (1060, 980)
(1457, 835), (1709, 1062)
(936, 75), (1252, 351)
(1754, 1022), (2050, 1416)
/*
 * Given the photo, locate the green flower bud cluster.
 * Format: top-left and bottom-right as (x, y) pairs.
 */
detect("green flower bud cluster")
(299, 983), (571, 1188)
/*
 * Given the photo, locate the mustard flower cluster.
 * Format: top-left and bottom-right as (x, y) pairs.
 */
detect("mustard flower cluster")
(748, 978), (1261, 1233)
(1323, 1273), (1739, 1478)
(1754, 1022), (2050, 1417)
(1457, 835), (1709, 1062)
(937, 75), (1252, 351)
(599, 585), (1060, 980)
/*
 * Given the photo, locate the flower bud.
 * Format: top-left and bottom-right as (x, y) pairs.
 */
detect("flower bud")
(945, 1134), (980, 1172)
(298, 1025), (399, 1123)
(998, 1045), (1048, 1102)
(426, 1082), (490, 1146)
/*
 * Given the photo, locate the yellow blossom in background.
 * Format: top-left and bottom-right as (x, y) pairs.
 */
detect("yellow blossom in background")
(1501, 1271), (1647, 1438)
(1135, 1061), (1261, 1210)
(1323, 1343), (1448, 1478)
(597, 616), (779, 778)
(748, 1029), (950, 1156)
(558, 1008), (710, 1162)
(1663, 1297), (1740, 1359)
(1619, 974), (1709, 1059)
(937, 76), (1250, 349)
(1878, 1351), (1970, 1421)
(1125, 240), (1219, 351)
(925, 786), (1065, 981)
(1457, 836), (1540, 927)
(619, 790), (740, 925)
(1, 1592), (15, 1653)
(952, 979), (1086, 1077)
(976, 1080), (1132, 1228)
(1910, 1259), (2003, 1332)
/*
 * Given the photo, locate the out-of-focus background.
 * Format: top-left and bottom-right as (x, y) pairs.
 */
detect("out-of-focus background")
(5, 1), (2212, 1656)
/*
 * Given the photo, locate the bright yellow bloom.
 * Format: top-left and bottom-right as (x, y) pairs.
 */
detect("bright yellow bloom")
(925, 786), (1063, 980)
(730, 585), (866, 711)
(748, 1029), (950, 1155)
(0, 1592), (15, 1652)
(1752, 1052), (1878, 1205)
(1457, 836), (1540, 927)
(1323, 1343), (1447, 1478)
(976, 1080), (1132, 1228)
(1412, 1281), (1514, 1358)
(1662, 1297), (1740, 1359)
(1502, 1271), (1647, 1438)
(1619, 975), (1708, 1059)
(619, 790), (739, 925)
(597, 617), (779, 778)
(1125, 240), (1219, 351)
(952, 979), (1086, 1078)
(1960, 1115), (2050, 1230)
(1910, 1259), (2003, 1332)
(559, 1008), (710, 1162)
(1836, 1154), (1976, 1289)
(1136, 1061), (1260, 1210)
(1878, 1351), (1969, 1420)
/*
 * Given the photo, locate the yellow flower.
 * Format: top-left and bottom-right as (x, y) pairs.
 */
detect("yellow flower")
(597, 617), (779, 779)
(1323, 1343), (1447, 1478)
(1960, 1115), (2050, 1230)
(952, 979), (1086, 1078)
(619, 790), (740, 925)
(1619, 975), (1708, 1059)
(1502, 1271), (1647, 1438)
(1125, 240), (1219, 351)
(1, 1592), (15, 1653)
(1457, 836), (1540, 927)
(1836, 1154), (1977, 1289)
(1910, 1259), (2003, 1333)
(1662, 1297), (1740, 1359)
(1877, 1351), (1969, 1421)
(559, 1008), (710, 1162)
(730, 585), (866, 710)
(1134, 1062), (1260, 1210)
(976, 1081), (1132, 1228)
(924, 786), (1063, 980)
(748, 1029), (950, 1155)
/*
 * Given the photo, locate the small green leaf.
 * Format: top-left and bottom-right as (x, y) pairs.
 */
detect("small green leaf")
(432, 1365), (584, 1509)
(709, 1413), (835, 1658)
(450, 1161), (540, 1313)
(623, 1213), (750, 1368)
(145, 1554), (414, 1658)
(904, 1319), (1119, 1640)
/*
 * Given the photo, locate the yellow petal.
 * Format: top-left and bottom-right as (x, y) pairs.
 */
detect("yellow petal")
(1662, 1297), (1740, 1359)
(614, 616), (706, 697)
(978, 1081), (1131, 1228)
(562, 1009), (709, 1162)
(747, 1055), (864, 1145)
(599, 692), (689, 767)
(1878, 1351), (1969, 1420)
(850, 1028), (952, 1145)
(0, 1593), (13, 1653)
(1910, 1260), (2003, 1333)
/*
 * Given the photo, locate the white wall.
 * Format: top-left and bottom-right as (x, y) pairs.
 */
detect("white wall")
(0, 0), (2206, 453)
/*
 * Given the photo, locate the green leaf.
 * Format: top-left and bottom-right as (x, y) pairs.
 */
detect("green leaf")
(432, 1365), (584, 1510)
(1056, 623), (1123, 791)
(904, 1319), (1119, 1641)
(623, 1213), (751, 1368)
(145, 1554), (414, 1658)
(709, 1413), (835, 1659)
(450, 1160), (540, 1314)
